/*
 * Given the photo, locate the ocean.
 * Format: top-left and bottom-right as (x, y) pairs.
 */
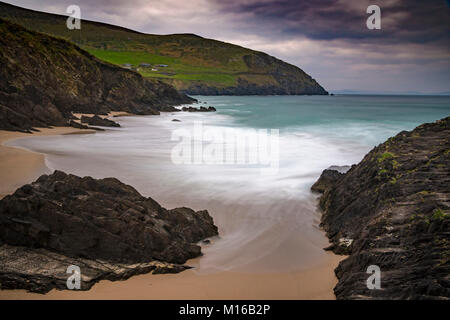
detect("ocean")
(9, 95), (450, 274)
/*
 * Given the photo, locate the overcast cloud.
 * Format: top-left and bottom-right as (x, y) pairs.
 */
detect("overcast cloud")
(4, 0), (450, 93)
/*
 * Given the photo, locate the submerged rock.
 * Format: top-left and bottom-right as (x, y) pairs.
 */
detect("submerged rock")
(0, 171), (218, 292)
(181, 106), (216, 112)
(313, 117), (450, 299)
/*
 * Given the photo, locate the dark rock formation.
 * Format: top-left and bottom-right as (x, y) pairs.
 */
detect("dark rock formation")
(80, 115), (120, 128)
(68, 120), (104, 131)
(0, 244), (188, 293)
(313, 117), (450, 299)
(311, 169), (346, 194)
(0, 171), (218, 292)
(181, 106), (216, 112)
(0, 18), (195, 132)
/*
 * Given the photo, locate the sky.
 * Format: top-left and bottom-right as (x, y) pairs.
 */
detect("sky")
(5, 0), (450, 94)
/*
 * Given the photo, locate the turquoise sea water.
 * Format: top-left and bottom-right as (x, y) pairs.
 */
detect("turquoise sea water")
(197, 95), (450, 145)
(9, 95), (450, 273)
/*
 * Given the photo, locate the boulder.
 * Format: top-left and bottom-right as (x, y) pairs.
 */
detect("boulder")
(0, 171), (219, 292)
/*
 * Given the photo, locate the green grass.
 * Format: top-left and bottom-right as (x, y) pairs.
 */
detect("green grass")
(88, 50), (176, 66)
(431, 208), (449, 220)
(378, 152), (395, 163)
(88, 49), (238, 85)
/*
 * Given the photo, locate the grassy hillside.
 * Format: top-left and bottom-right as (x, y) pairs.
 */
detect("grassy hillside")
(0, 1), (327, 95)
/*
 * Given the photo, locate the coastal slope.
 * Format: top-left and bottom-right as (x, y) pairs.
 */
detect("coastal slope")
(0, 1), (328, 96)
(0, 18), (194, 132)
(0, 171), (218, 293)
(313, 117), (450, 299)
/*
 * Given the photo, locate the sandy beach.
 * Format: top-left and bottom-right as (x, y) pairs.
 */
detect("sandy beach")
(0, 124), (344, 300)
(0, 254), (343, 300)
(0, 127), (96, 199)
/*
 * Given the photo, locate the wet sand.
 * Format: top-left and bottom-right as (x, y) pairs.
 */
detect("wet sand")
(0, 125), (344, 300)
(0, 254), (343, 300)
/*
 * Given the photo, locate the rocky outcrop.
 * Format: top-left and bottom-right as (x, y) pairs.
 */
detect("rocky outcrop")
(0, 244), (188, 293)
(0, 18), (195, 132)
(313, 117), (450, 299)
(80, 115), (120, 128)
(311, 168), (346, 194)
(0, 171), (218, 292)
(181, 106), (216, 112)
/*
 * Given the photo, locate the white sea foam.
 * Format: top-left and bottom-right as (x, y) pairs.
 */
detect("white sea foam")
(10, 95), (447, 273)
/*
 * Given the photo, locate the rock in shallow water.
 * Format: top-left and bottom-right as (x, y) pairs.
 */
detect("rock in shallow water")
(0, 171), (218, 292)
(181, 106), (216, 112)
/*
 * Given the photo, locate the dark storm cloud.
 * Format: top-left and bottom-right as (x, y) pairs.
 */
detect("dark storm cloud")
(216, 0), (449, 45)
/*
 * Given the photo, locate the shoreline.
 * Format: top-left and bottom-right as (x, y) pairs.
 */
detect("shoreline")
(0, 123), (344, 300)
(0, 254), (343, 300)
(0, 127), (96, 199)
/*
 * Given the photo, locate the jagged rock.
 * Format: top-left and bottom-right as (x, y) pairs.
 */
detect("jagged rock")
(68, 120), (89, 130)
(314, 117), (450, 299)
(68, 120), (104, 131)
(311, 169), (345, 194)
(0, 244), (188, 293)
(0, 19), (196, 132)
(181, 106), (216, 112)
(0, 104), (34, 132)
(80, 115), (120, 127)
(0, 171), (218, 292)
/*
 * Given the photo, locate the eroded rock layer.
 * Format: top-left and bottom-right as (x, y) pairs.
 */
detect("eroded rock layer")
(314, 117), (450, 299)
